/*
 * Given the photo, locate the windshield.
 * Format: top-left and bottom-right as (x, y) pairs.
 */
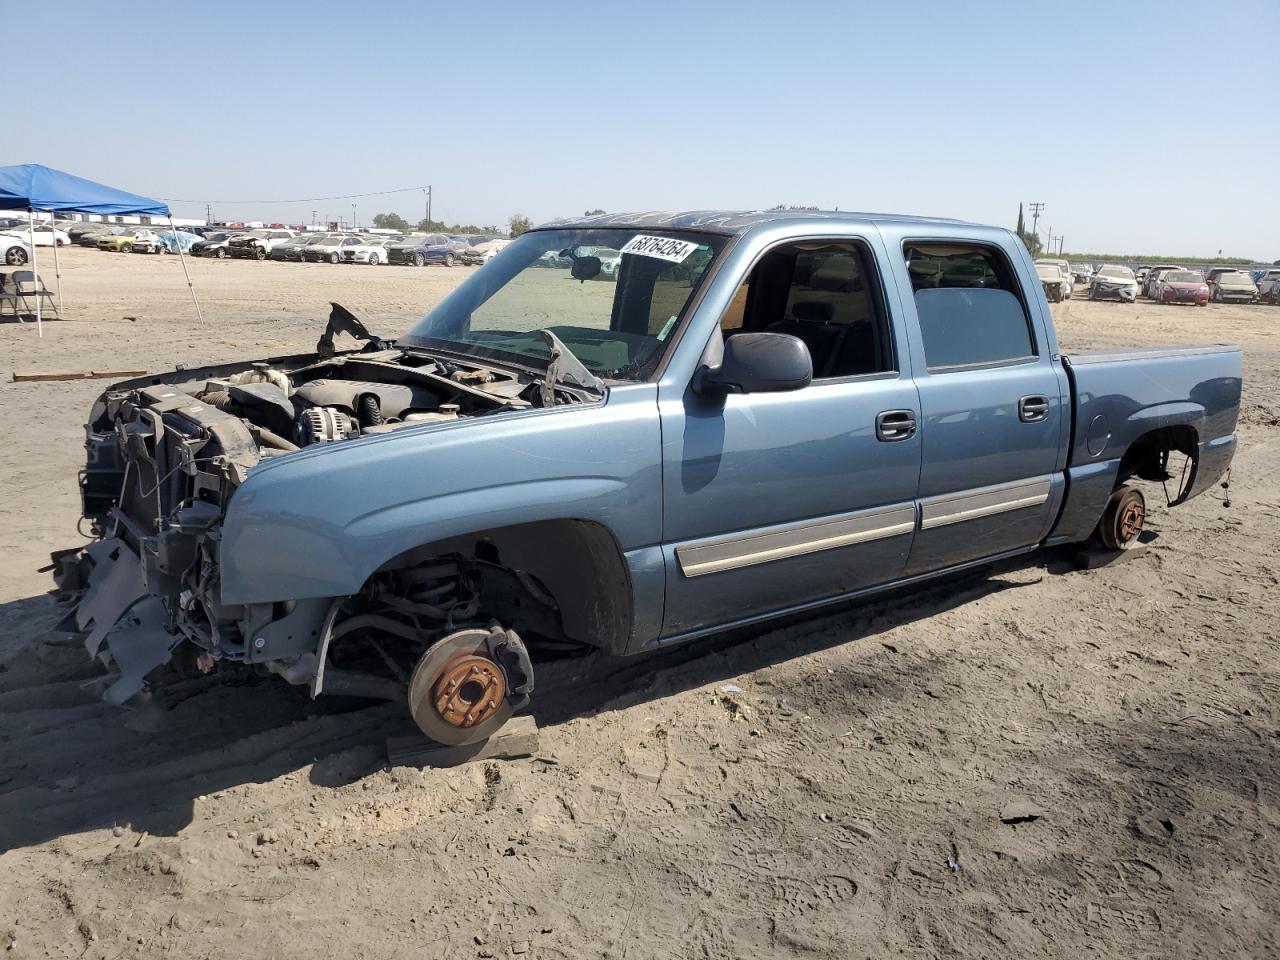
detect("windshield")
(1035, 264), (1060, 279)
(1167, 271), (1202, 282)
(1220, 272), (1251, 282)
(401, 228), (727, 380)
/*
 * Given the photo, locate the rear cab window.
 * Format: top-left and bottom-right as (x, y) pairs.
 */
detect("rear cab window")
(903, 242), (1037, 371)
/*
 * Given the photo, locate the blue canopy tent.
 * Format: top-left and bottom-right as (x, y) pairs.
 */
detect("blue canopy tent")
(0, 163), (203, 336)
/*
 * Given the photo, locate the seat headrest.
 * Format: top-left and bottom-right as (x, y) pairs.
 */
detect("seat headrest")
(809, 264), (857, 292)
(789, 300), (835, 324)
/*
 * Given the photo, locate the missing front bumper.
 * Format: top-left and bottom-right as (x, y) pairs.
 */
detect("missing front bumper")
(55, 538), (184, 705)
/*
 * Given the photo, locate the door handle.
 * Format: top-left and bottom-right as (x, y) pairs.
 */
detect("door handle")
(876, 409), (917, 441)
(1019, 395), (1050, 422)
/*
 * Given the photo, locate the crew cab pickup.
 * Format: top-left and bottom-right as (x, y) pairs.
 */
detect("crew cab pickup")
(54, 210), (1242, 744)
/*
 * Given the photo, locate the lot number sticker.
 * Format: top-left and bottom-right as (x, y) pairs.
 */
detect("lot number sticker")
(620, 235), (699, 263)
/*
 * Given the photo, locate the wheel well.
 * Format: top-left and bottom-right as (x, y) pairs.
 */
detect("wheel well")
(365, 519), (633, 654)
(1116, 425), (1198, 501)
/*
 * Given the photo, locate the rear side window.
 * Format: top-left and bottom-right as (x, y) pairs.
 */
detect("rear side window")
(904, 242), (1035, 370)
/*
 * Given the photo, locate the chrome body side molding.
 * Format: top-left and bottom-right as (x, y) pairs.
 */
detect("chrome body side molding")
(676, 503), (916, 578)
(919, 476), (1052, 530)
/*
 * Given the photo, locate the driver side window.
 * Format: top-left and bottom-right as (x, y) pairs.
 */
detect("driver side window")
(719, 240), (895, 379)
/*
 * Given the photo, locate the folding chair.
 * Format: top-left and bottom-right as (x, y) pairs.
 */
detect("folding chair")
(11, 270), (59, 319)
(0, 272), (24, 321)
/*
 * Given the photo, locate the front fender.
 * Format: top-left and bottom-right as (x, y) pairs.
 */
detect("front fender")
(219, 384), (662, 604)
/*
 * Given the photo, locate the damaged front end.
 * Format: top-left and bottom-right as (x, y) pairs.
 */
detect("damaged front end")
(51, 303), (549, 706)
(1090, 280), (1137, 302)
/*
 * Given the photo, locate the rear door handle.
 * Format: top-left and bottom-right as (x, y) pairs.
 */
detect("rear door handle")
(876, 409), (917, 441)
(1019, 395), (1050, 422)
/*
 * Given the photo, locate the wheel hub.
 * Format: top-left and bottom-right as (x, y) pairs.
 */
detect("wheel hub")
(408, 629), (514, 745)
(1117, 498), (1144, 543)
(431, 654), (507, 730)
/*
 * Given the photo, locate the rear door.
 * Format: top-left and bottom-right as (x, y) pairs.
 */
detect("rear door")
(659, 232), (923, 639)
(878, 231), (1069, 575)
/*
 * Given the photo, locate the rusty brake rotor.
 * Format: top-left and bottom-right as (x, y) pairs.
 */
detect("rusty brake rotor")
(408, 628), (514, 745)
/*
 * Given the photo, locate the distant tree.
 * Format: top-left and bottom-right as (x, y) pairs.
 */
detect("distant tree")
(509, 214), (533, 237)
(1023, 232), (1043, 257)
(414, 218), (502, 235)
(584, 208), (606, 216)
(373, 212), (410, 231)
(1016, 202), (1025, 237)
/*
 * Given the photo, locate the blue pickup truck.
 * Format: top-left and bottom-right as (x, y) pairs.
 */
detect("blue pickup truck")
(55, 210), (1241, 744)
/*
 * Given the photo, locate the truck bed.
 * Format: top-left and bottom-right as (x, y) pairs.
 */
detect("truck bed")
(1048, 343), (1242, 543)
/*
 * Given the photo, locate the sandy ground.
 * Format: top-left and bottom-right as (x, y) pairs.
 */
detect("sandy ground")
(1, 247), (1278, 959)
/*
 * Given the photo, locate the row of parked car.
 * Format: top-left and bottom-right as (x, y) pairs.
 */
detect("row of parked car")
(184, 229), (509, 267)
(1032, 257), (1280, 306)
(0, 217), (512, 270)
(1132, 264), (1277, 305)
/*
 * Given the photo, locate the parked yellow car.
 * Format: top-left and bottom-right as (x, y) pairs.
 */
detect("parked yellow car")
(96, 231), (143, 252)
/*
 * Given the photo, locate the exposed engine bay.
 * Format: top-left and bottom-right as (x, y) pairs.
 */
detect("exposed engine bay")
(51, 305), (590, 729)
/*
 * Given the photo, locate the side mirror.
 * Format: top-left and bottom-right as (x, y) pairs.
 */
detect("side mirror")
(570, 256), (601, 281)
(695, 332), (813, 396)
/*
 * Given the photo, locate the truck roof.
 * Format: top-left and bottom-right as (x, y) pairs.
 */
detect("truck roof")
(539, 209), (973, 237)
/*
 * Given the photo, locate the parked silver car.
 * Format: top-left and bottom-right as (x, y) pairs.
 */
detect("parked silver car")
(1209, 270), (1258, 303)
(1255, 269), (1280, 305)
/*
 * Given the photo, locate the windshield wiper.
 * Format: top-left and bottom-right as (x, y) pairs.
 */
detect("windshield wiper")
(539, 329), (606, 405)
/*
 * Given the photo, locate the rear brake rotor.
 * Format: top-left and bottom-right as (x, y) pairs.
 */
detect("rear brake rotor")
(408, 629), (514, 745)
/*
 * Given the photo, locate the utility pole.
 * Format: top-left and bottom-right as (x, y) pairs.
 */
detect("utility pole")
(1058, 236), (1065, 255)
(1028, 202), (1045, 245)
(205, 202), (211, 226)
(1046, 227), (1053, 253)
(424, 185), (432, 228)
(312, 209), (317, 229)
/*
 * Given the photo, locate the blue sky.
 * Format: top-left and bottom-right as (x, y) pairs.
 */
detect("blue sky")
(7, 0), (1277, 257)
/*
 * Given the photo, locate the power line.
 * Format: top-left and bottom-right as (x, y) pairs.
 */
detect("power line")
(155, 184), (432, 205)
(1028, 201), (1045, 243)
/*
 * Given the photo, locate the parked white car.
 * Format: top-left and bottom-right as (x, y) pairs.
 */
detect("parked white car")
(340, 236), (398, 265)
(10, 225), (70, 247)
(129, 230), (168, 255)
(1035, 258), (1073, 300)
(1, 235), (32, 265)
(304, 234), (364, 263)
(472, 238), (511, 263)
(228, 229), (297, 260)
(1088, 264), (1139, 302)
(1035, 262), (1069, 302)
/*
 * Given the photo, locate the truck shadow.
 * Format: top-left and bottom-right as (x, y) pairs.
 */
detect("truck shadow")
(0, 552), (1052, 853)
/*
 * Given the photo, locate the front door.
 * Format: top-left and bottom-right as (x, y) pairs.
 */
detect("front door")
(658, 236), (923, 640)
